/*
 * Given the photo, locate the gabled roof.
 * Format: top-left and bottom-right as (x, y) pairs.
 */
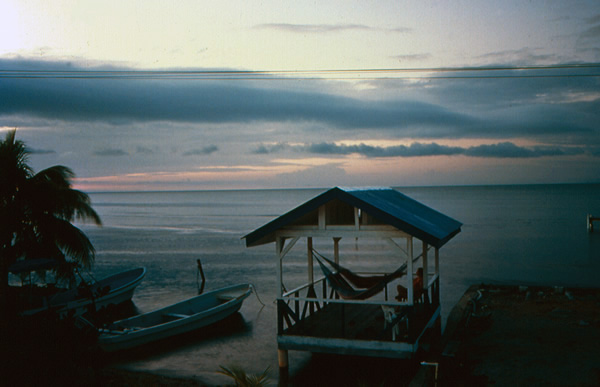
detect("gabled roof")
(243, 187), (462, 249)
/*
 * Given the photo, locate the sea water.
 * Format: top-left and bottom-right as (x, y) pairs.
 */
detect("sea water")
(79, 184), (600, 384)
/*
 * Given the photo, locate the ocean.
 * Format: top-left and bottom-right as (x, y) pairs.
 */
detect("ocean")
(78, 184), (600, 384)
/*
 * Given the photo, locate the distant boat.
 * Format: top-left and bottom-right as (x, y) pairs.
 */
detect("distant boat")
(24, 267), (146, 317)
(98, 283), (252, 352)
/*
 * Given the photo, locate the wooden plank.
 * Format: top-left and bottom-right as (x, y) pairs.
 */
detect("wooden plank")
(277, 335), (416, 359)
(277, 227), (410, 239)
(283, 303), (418, 342)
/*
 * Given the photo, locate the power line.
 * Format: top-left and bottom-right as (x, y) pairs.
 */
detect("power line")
(1, 63), (599, 80)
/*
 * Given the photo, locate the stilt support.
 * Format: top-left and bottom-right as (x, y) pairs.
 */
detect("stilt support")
(278, 349), (289, 386)
(588, 214), (600, 232)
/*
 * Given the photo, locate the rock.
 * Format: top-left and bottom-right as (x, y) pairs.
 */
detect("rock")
(553, 286), (564, 294)
(551, 307), (572, 316)
(565, 291), (574, 300)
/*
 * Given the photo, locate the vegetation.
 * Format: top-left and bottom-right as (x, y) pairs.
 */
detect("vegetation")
(0, 129), (101, 311)
(217, 364), (271, 387)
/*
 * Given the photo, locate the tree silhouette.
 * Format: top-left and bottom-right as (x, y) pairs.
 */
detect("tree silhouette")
(0, 129), (101, 310)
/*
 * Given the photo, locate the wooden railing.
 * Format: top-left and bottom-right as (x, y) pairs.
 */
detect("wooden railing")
(277, 273), (440, 343)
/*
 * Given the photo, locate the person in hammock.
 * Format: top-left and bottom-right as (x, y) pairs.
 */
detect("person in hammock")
(396, 267), (423, 302)
(313, 250), (407, 290)
(336, 262), (406, 289)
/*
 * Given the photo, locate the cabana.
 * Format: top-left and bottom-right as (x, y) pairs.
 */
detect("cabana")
(243, 187), (461, 373)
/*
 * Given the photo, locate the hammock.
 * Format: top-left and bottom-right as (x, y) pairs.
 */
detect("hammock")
(313, 250), (407, 300)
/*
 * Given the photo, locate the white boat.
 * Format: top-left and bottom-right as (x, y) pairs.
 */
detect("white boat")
(24, 267), (146, 317)
(98, 283), (252, 352)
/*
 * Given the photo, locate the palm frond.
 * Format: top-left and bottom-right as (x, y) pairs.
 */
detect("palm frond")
(217, 365), (271, 387)
(1, 129), (101, 294)
(34, 165), (75, 183)
(0, 129), (32, 198)
(27, 167), (101, 225)
(36, 215), (96, 270)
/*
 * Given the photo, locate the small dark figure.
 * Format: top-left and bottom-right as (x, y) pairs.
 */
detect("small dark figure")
(396, 267), (423, 302)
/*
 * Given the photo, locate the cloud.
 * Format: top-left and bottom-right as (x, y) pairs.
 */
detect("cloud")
(581, 14), (600, 39)
(259, 141), (586, 159)
(93, 148), (128, 156)
(586, 15), (600, 24)
(0, 59), (478, 133)
(135, 146), (154, 154)
(254, 23), (410, 34)
(183, 145), (219, 156)
(580, 24), (600, 40)
(26, 147), (55, 155)
(463, 142), (584, 158)
(1, 58), (598, 148)
(475, 47), (558, 65)
(303, 142), (464, 157)
(252, 142), (288, 154)
(254, 23), (371, 33)
(392, 53), (432, 63)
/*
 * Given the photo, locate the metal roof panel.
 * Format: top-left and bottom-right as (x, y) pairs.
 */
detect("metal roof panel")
(243, 187), (461, 248)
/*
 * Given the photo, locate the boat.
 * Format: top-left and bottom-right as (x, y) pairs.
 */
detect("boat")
(98, 283), (252, 352)
(23, 267), (146, 317)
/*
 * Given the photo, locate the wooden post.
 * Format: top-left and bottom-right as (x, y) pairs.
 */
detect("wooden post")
(307, 237), (315, 314)
(196, 259), (206, 295)
(333, 237), (341, 264)
(422, 241), (428, 287)
(276, 236), (284, 298)
(422, 241), (428, 304)
(278, 348), (289, 383)
(407, 237), (414, 305)
(434, 247), (439, 276)
(307, 237), (314, 284)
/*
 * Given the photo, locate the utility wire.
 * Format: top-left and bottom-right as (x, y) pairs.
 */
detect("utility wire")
(1, 63), (599, 80)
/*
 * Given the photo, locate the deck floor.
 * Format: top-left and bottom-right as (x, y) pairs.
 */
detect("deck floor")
(283, 302), (413, 342)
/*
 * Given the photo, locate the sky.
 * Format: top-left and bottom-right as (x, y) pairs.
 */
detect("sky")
(1, 0), (599, 191)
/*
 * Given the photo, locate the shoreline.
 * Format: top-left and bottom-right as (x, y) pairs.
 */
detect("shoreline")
(5, 283), (599, 386)
(95, 284), (600, 386)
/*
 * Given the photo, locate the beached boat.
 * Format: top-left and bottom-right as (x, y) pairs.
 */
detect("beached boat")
(98, 283), (252, 352)
(23, 267), (146, 317)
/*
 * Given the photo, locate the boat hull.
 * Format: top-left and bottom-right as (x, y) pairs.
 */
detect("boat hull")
(24, 267), (146, 317)
(98, 283), (252, 352)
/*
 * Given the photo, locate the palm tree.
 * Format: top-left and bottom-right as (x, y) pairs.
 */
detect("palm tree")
(0, 129), (101, 311)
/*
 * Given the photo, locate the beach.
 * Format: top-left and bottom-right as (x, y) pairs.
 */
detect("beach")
(16, 283), (599, 386)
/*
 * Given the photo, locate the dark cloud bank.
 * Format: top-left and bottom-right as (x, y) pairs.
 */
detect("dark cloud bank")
(254, 141), (586, 159)
(1, 59), (599, 159)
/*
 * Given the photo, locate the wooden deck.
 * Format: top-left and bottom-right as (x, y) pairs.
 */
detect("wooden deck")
(283, 302), (435, 342)
(277, 299), (440, 358)
(285, 303), (388, 340)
